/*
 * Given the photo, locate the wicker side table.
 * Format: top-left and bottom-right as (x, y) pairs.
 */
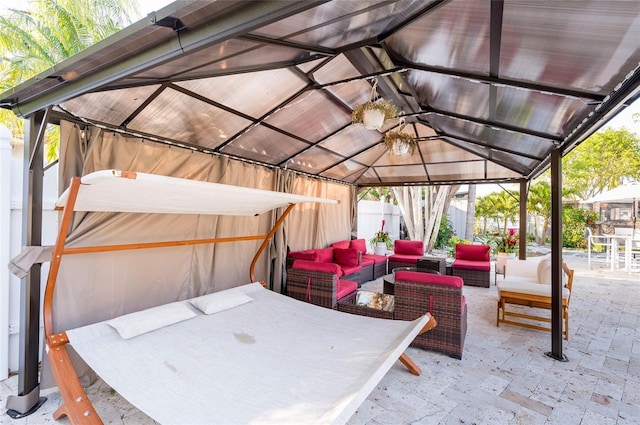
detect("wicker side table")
(417, 256), (446, 274)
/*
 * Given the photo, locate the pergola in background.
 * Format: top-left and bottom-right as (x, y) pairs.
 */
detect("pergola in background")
(2, 0), (640, 417)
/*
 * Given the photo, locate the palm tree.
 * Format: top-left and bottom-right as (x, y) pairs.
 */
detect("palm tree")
(528, 180), (552, 244)
(0, 0), (139, 159)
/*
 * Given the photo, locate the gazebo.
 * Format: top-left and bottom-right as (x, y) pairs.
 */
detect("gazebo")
(2, 0), (640, 419)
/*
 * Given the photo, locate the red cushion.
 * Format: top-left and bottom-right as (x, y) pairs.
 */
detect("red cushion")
(362, 253), (387, 264)
(333, 248), (360, 267)
(395, 271), (463, 288)
(350, 239), (367, 253)
(452, 259), (490, 272)
(389, 254), (420, 264)
(315, 247), (335, 263)
(394, 240), (424, 255)
(331, 240), (350, 249)
(360, 258), (375, 267)
(455, 243), (490, 261)
(340, 264), (362, 277)
(337, 279), (358, 300)
(292, 259), (341, 275)
(288, 250), (318, 262)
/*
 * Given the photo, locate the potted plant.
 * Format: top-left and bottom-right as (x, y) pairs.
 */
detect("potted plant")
(384, 131), (419, 155)
(370, 219), (393, 254)
(493, 229), (519, 275)
(352, 99), (398, 130)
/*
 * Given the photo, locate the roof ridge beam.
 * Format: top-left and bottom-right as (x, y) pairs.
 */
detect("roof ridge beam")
(392, 59), (605, 102)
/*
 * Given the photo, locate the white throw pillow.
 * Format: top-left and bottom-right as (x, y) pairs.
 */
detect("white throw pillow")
(189, 291), (252, 315)
(107, 302), (196, 339)
(536, 257), (552, 285)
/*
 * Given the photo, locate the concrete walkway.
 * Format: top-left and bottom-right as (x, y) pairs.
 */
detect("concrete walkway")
(1, 254), (639, 424)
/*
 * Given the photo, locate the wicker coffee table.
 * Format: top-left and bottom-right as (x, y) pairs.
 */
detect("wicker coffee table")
(337, 290), (394, 319)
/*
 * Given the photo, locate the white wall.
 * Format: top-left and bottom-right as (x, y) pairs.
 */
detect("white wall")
(448, 199), (468, 240)
(1, 134), (58, 377)
(356, 200), (401, 252)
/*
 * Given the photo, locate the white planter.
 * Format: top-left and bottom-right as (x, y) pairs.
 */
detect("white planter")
(391, 139), (410, 156)
(363, 109), (385, 130)
(496, 252), (515, 275)
(373, 242), (387, 255)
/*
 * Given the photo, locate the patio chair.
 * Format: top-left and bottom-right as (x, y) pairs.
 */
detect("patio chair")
(585, 227), (614, 269)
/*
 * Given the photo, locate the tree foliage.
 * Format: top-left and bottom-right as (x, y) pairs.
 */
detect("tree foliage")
(562, 127), (640, 200)
(527, 180), (551, 244)
(474, 189), (519, 234)
(0, 0), (139, 158)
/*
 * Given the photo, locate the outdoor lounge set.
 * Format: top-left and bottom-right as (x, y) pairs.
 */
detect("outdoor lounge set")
(286, 240), (577, 359)
(286, 240), (479, 359)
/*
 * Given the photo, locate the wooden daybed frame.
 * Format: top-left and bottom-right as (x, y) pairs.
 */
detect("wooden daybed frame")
(42, 170), (433, 425)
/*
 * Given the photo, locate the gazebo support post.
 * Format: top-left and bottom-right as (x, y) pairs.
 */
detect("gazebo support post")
(5, 108), (51, 417)
(546, 147), (568, 362)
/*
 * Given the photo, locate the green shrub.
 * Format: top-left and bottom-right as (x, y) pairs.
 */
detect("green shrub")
(562, 205), (593, 248)
(447, 236), (471, 257)
(434, 214), (455, 249)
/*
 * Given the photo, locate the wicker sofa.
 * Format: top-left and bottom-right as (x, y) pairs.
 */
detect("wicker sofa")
(387, 240), (425, 271)
(286, 238), (387, 285)
(451, 243), (491, 287)
(393, 270), (467, 359)
(286, 260), (358, 309)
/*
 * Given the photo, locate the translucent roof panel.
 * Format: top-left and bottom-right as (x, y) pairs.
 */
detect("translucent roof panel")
(264, 90), (351, 142)
(3, 0), (640, 187)
(127, 88), (252, 148)
(386, 1), (490, 74)
(176, 70), (308, 119)
(500, 1), (640, 93)
(60, 85), (161, 126)
(220, 125), (312, 165)
(318, 126), (382, 158)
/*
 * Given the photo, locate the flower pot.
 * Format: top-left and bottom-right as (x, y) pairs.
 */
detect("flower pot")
(495, 252), (515, 275)
(374, 242), (387, 255)
(391, 139), (410, 156)
(363, 109), (385, 130)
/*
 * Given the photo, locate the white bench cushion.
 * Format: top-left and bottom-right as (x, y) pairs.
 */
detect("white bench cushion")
(497, 280), (570, 299)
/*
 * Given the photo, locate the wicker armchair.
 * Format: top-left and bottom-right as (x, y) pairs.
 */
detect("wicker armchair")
(286, 260), (358, 309)
(393, 270), (467, 359)
(451, 243), (491, 287)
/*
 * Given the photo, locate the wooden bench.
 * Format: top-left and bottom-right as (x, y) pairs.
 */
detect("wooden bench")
(497, 260), (574, 340)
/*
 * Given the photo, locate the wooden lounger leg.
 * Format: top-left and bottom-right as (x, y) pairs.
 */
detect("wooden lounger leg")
(399, 353), (421, 376)
(398, 314), (437, 376)
(46, 334), (103, 425)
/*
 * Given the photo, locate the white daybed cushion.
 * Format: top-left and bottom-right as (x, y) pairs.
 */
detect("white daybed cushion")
(497, 280), (570, 300)
(106, 302), (196, 339)
(189, 290), (252, 314)
(66, 283), (429, 425)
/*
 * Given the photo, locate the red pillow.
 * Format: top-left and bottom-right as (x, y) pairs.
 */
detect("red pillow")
(394, 240), (424, 255)
(315, 247), (335, 263)
(333, 248), (360, 267)
(330, 240), (350, 249)
(350, 239), (367, 253)
(292, 259), (341, 275)
(288, 250), (318, 262)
